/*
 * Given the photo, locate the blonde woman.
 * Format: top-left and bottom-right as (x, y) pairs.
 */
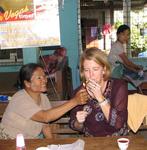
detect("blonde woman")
(69, 47), (128, 136)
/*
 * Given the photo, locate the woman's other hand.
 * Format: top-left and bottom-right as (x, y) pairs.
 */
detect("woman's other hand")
(76, 111), (88, 123)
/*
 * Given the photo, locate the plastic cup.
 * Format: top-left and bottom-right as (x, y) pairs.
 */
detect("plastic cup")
(16, 133), (25, 147)
(117, 138), (129, 150)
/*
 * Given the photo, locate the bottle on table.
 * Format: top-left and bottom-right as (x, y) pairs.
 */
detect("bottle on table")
(16, 133), (26, 150)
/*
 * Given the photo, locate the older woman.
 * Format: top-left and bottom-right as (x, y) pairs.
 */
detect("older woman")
(69, 47), (128, 136)
(0, 63), (88, 139)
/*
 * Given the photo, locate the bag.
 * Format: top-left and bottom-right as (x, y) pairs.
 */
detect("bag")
(123, 66), (143, 80)
(111, 63), (124, 79)
(111, 61), (144, 80)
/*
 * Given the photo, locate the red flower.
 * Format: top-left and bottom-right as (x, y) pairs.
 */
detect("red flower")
(102, 23), (112, 35)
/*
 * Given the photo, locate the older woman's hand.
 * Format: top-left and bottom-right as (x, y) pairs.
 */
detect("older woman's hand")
(73, 88), (89, 105)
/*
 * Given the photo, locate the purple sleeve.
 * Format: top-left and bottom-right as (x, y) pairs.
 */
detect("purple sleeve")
(69, 105), (84, 132)
(108, 79), (128, 129)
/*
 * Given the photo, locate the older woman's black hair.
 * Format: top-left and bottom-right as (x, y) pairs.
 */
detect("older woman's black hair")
(19, 63), (44, 89)
(117, 24), (130, 35)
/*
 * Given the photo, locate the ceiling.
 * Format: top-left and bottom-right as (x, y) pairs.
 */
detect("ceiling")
(80, 0), (147, 10)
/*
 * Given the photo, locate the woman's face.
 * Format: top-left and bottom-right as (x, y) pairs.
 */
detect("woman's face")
(118, 29), (130, 43)
(26, 67), (47, 93)
(83, 59), (104, 83)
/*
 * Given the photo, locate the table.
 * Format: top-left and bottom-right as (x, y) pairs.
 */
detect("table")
(0, 136), (147, 150)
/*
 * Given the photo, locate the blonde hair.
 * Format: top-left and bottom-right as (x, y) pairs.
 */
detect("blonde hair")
(79, 47), (111, 82)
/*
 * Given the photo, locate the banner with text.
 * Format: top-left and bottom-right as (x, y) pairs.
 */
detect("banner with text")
(0, 0), (60, 49)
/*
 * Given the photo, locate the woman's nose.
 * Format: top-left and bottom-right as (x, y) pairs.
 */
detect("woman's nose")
(88, 70), (94, 78)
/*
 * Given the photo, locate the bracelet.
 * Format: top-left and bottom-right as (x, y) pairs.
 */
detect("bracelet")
(98, 98), (108, 106)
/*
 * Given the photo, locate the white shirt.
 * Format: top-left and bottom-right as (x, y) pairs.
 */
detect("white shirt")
(1, 89), (51, 139)
(108, 41), (126, 70)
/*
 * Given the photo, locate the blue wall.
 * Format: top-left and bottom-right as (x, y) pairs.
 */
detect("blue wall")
(59, 0), (80, 89)
(23, 48), (40, 64)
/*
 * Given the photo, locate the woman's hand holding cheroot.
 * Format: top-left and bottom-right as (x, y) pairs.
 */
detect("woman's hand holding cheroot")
(85, 79), (103, 101)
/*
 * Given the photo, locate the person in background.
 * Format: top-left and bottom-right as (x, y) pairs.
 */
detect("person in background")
(0, 63), (88, 139)
(108, 24), (142, 75)
(69, 47), (128, 136)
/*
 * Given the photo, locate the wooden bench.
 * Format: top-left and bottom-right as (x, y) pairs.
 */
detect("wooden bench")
(49, 100), (81, 138)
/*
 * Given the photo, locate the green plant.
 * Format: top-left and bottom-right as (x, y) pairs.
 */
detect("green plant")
(131, 25), (147, 54)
